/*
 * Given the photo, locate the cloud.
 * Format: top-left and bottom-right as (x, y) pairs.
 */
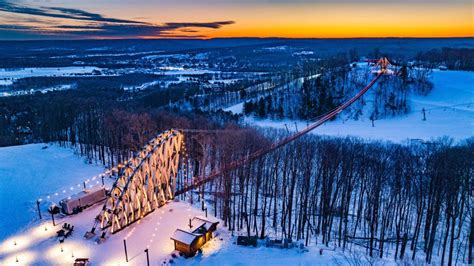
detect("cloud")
(0, 0), (235, 39)
(0, 1), (145, 24)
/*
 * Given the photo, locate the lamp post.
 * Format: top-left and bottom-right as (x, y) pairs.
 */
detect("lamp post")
(144, 248), (150, 266)
(123, 239), (129, 262)
(36, 199), (42, 219)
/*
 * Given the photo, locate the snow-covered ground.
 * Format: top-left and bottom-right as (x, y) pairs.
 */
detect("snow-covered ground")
(240, 70), (473, 142)
(0, 84), (75, 97)
(223, 102), (244, 114)
(0, 144), (105, 242)
(0, 66), (102, 80)
(176, 229), (399, 266)
(157, 68), (219, 75)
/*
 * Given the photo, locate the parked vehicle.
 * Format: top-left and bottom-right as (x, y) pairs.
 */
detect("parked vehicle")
(59, 187), (106, 215)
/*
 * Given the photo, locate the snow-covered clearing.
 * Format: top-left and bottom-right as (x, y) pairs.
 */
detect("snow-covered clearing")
(0, 84), (75, 97)
(0, 66), (101, 80)
(123, 80), (160, 91)
(223, 102), (244, 114)
(241, 70), (473, 142)
(0, 79), (13, 86)
(157, 68), (219, 75)
(0, 144), (105, 242)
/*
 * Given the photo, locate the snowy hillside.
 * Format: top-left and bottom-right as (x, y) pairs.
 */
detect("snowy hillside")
(0, 144), (105, 242)
(242, 70), (473, 142)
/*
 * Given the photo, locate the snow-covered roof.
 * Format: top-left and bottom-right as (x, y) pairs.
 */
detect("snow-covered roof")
(192, 216), (219, 225)
(170, 229), (198, 245)
(191, 222), (207, 234)
(60, 186), (104, 202)
(191, 216), (219, 231)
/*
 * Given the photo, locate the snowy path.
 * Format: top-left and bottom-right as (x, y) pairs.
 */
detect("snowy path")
(244, 70), (474, 142)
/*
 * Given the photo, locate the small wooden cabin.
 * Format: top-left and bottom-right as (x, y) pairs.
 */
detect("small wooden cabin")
(170, 216), (219, 257)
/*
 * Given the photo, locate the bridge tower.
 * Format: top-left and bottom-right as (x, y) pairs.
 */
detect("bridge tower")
(90, 129), (186, 237)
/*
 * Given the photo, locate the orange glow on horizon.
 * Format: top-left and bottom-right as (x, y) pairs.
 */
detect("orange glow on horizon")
(142, 2), (474, 39)
(2, 1), (471, 39)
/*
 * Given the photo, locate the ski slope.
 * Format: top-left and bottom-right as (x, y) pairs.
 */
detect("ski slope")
(245, 70), (474, 142)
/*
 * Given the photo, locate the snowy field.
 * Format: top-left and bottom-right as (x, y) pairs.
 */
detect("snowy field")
(0, 84), (75, 97)
(0, 66), (101, 81)
(0, 144), (105, 242)
(239, 70), (473, 142)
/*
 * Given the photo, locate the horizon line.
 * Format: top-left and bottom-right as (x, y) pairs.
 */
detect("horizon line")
(1, 36), (473, 42)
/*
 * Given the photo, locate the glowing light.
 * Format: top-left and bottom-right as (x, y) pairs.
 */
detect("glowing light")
(45, 241), (90, 264)
(32, 222), (55, 238)
(0, 236), (32, 254)
(0, 251), (37, 266)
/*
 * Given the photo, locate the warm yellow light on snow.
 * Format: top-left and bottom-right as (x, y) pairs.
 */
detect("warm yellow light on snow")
(0, 250), (37, 266)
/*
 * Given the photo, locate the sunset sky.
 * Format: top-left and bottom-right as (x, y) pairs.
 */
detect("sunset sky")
(0, 0), (472, 40)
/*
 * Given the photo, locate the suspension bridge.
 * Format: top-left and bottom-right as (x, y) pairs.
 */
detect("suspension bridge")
(85, 58), (393, 241)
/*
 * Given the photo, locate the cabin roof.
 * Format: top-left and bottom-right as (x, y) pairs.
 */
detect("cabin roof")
(193, 215), (219, 223)
(191, 216), (219, 231)
(170, 229), (198, 245)
(191, 222), (208, 234)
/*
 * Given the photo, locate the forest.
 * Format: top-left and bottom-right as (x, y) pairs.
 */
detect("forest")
(243, 62), (432, 121)
(183, 129), (473, 265)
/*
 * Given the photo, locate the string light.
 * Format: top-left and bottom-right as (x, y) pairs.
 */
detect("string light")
(35, 171), (116, 205)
